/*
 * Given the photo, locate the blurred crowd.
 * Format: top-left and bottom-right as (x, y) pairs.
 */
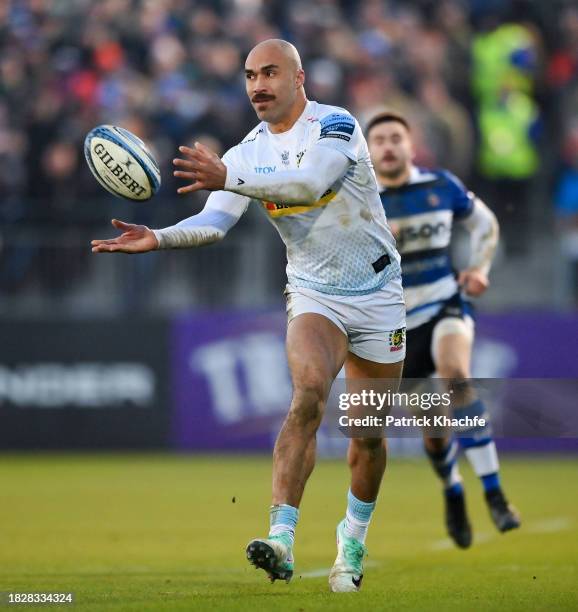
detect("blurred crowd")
(2, 0), (578, 301)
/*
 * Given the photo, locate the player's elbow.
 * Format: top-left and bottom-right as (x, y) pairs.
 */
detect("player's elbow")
(480, 200), (500, 244)
(295, 176), (329, 205)
(489, 209), (500, 242)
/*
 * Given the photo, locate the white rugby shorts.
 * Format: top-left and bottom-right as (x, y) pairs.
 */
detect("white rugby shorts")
(285, 278), (406, 364)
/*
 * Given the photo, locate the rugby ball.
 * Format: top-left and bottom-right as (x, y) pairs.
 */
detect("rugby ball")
(84, 125), (161, 201)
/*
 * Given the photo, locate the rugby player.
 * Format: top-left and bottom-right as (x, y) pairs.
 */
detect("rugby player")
(366, 111), (521, 549)
(92, 40), (406, 592)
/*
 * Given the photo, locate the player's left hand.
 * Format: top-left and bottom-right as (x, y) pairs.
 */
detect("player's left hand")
(458, 268), (489, 297)
(173, 142), (227, 194)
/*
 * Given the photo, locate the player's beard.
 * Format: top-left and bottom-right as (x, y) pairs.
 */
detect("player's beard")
(378, 161), (408, 181)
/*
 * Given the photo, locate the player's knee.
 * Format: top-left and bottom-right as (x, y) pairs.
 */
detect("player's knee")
(444, 374), (476, 404)
(424, 436), (450, 454)
(288, 382), (327, 429)
(439, 364), (469, 382)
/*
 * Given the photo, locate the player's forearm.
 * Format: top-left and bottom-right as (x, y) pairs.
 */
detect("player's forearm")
(153, 223), (225, 249)
(461, 198), (499, 275)
(153, 207), (241, 249)
(223, 147), (350, 205)
(224, 167), (328, 204)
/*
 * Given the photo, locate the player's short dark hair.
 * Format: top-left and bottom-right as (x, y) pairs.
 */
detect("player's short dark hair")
(366, 110), (411, 136)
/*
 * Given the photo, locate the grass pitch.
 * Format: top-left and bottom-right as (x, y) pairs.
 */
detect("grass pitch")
(0, 454), (577, 611)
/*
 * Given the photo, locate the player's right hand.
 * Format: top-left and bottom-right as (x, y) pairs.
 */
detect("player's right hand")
(91, 219), (159, 253)
(458, 267), (489, 297)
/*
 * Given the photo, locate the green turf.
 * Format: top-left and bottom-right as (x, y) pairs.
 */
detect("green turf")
(0, 454), (577, 611)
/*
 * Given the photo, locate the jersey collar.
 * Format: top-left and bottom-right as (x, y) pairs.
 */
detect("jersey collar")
(409, 166), (437, 184)
(265, 100), (313, 136)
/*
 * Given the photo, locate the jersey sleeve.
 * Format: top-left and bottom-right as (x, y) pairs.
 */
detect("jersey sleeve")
(221, 145), (243, 169)
(314, 112), (361, 162)
(442, 170), (475, 220)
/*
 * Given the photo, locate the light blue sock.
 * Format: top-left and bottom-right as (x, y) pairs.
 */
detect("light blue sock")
(269, 504), (299, 547)
(343, 489), (376, 544)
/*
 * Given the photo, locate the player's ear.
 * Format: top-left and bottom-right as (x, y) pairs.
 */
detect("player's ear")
(296, 69), (305, 89)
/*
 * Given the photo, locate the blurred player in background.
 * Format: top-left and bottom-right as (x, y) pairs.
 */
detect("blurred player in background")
(367, 111), (521, 549)
(92, 40), (406, 592)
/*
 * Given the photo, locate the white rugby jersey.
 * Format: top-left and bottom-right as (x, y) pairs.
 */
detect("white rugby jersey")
(222, 100), (401, 296)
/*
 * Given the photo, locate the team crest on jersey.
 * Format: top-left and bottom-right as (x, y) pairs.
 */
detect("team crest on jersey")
(388, 328), (406, 352)
(428, 192), (440, 207)
(281, 150), (290, 166)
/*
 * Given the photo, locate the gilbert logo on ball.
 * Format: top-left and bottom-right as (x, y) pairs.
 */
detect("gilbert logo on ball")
(84, 125), (161, 201)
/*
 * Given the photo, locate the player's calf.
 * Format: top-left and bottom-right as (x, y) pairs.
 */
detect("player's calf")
(485, 488), (521, 533)
(424, 437), (472, 548)
(457, 428), (521, 533)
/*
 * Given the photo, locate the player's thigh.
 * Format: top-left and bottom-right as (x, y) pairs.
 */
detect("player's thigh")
(286, 312), (349, 400)
(345, 278), (406, 381)
(345, 351), (403, 383)
(343, 353), (403, 446)
(432, 315), (474, 379)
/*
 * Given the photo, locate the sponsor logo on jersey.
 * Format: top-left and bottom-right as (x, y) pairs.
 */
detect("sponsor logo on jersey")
(264, 201), (290, 211)
(261, 189), (336, 216)
(319, 113), (355, 142)
(397, 221), (450, 248)
(389, 328), (406, 352)
(254, 165), (276, 174)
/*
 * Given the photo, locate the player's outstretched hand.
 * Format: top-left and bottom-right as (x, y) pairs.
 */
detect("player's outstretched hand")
(91, 219), (159, 254)
(458, 268), (489, 297)
(173, 142), (227, 194)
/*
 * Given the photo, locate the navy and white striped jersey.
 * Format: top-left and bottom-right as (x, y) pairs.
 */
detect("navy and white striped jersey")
(379, 166), (474, 329)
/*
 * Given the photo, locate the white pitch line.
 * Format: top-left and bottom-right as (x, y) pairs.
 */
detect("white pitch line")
(292, 517), (573, 578)
(429, 531), (495, 551)
(428, 516), (573, 551)
(526, 517), (573, 534)
(299, 560), (379, 579)
(298, 568), (330, 578)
